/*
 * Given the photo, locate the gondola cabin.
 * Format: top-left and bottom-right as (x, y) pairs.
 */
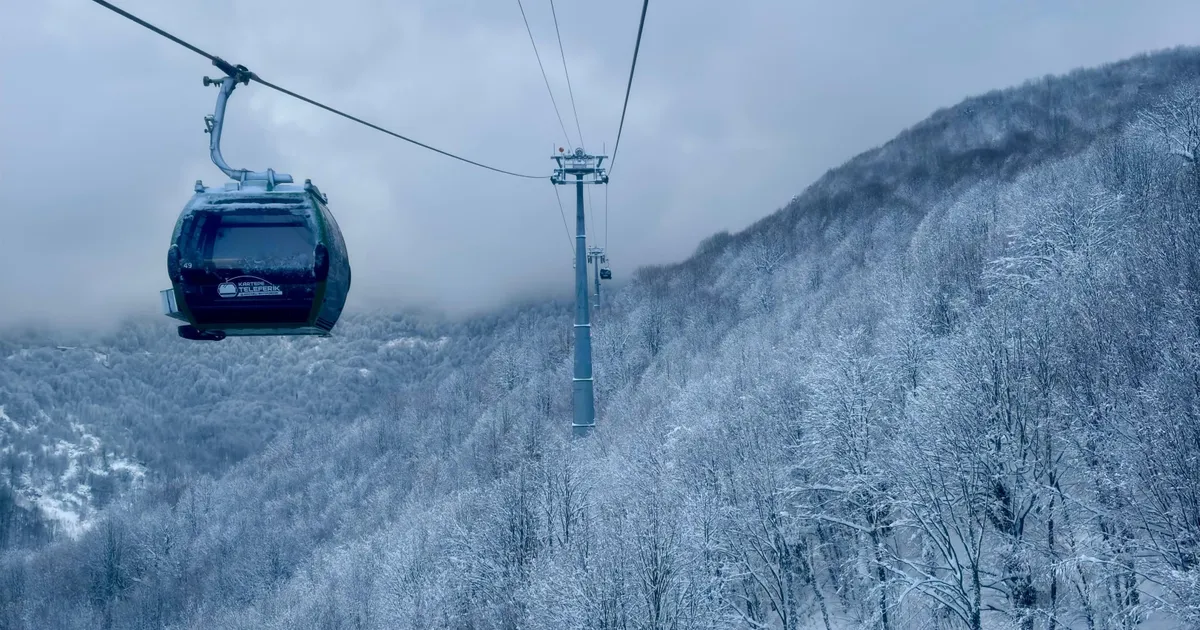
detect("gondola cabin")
(161, 177), (351, 341)
(599, 267), (612, 280)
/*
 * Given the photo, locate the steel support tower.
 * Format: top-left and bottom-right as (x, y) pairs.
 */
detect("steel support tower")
(551, 147), (608, 438)
(587, 246), (607, 308)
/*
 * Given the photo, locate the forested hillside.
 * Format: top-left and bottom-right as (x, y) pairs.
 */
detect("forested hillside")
(3, 47), (1200, 629)
(0, 313), (504, 546)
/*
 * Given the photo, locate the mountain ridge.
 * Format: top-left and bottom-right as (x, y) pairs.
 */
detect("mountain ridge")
(641, 45), (1200, 286)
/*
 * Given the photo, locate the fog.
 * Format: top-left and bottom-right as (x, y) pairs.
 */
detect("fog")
(2, 0), (1198, 329)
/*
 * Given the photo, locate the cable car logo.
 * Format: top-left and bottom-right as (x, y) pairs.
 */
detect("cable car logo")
(217, 276), (283, 298)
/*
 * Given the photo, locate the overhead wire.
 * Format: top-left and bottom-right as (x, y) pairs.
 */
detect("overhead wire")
(604, 177), (609, 250)
(607, 0), (649, 175)
(547, 0), (597, 243)
(89, 0), (546, 180)
(586, 184), (596, 248)
(90, 0), (214, 61)
(253, 77), (546, 179)
(516, 0), (574, 149)
(515, 0), (587, 255)
(547, 0), (596, 245)
(552, 185), (574, 255)
(549, 0), (585, 150)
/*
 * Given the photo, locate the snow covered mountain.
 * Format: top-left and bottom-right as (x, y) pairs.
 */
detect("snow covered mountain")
(4, 47), (1200, 629)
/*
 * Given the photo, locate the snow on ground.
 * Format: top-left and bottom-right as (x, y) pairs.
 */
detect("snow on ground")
(1, 405), (26, 434)
(33, 493), (89, 539)
(381, 335), (448, 351)
(2, 410), (147, 540)
(107, 458), (147, 480)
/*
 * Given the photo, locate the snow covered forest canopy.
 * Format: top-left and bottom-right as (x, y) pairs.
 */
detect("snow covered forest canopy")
(3, 46), (1200, 629)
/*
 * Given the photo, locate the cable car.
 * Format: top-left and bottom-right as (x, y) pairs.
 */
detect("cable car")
(599, 267), (612, 280)
(160, 68), (351, 341)
(162, 178), (351, 341)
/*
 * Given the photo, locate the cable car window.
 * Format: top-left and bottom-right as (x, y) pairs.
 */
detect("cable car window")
(209, 219), (315, 268)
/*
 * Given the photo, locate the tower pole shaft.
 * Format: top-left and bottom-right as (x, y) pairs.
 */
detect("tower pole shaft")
(572, 173), (595, 438)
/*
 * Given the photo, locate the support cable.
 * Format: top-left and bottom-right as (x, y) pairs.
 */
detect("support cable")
(586, 185), (596, 247)
(89, 0), (546, 179)
(607, 0), (649, 175)
(516, 0), (574, 148)
(549, 0), (585, 149)
(552, 186), (574, 255)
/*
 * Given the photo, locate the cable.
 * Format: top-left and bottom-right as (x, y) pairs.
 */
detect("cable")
(90, 0), (217, 62)
(89, 0), (546, 180)
(546, 0), (596, 255)
(516, 0), (574, 149)
(252, 77), (544, 178)
(608, 0), (649, 174)
(552, 186), (574, 255)
(550, 0), (585, 149)
(604, 178), (609, 250)
(586, 185), (596, 249)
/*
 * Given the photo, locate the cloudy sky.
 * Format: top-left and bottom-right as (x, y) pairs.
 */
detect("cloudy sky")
(2, 0), (1198, 330)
